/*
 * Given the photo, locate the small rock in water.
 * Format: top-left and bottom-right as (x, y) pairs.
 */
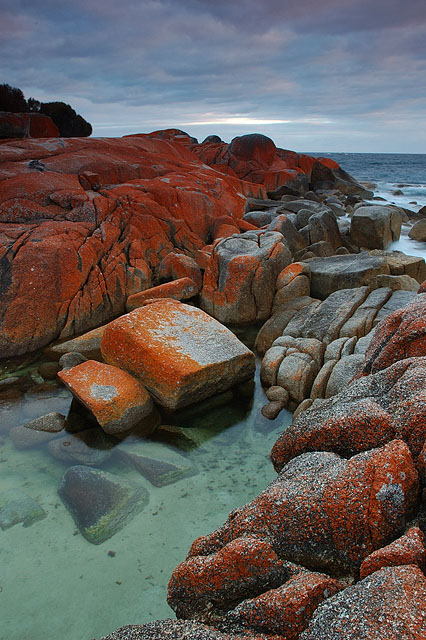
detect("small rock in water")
(23, 412), (66, 433)
(10, 424), (60, 449)
(58, 360), (154, 435)
(0, 376), (21, 389)
(149, 425), (198, 452)
(58, 465), (149, 544)
(58, 352), (87, 370)
(117, 440), (197, 487)
(266, 386), (289, 404)
(48, 427), (116, 466)
(38, 362), (61, 380)
(261, 401), (285, 420)
(0, 489), (46, 530)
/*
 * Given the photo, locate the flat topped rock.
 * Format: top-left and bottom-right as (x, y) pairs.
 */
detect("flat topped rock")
(101, 300), (255, 410)
(308, 254), (390, 299)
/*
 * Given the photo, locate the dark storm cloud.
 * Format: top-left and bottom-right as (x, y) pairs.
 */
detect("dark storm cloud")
(1, 0), (425, 150)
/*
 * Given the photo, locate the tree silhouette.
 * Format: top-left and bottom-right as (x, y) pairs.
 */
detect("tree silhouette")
(39, 101), (92, 137)
(0, 83), (28, 112)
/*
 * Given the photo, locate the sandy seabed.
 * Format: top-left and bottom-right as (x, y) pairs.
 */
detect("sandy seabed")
(0, 366), (290, 640)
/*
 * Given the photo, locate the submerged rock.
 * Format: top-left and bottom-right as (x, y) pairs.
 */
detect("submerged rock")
(58, 465), (149, 544)
(116, 440), (197, 486)
(10, 423), (60, 449)
(48, 427), (116, 466)
(0, 489), (46, 529)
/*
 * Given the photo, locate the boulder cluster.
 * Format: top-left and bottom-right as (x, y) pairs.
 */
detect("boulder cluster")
(1, 129), (426, 639)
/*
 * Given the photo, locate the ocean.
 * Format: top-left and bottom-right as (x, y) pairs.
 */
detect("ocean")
(308, 152), (426, 212)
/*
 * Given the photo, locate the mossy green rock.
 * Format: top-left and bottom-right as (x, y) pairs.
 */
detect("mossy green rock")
(58, 465), (149, 544)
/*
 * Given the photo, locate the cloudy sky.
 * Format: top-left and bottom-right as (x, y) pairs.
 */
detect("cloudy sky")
(1, 0), (425, 152)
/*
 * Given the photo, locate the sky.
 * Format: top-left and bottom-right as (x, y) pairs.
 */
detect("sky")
(1, 0), (426, 152)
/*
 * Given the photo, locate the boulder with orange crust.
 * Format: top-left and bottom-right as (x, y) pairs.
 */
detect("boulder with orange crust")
(200, 230), (292, 325)
(100, 299), (255, 410)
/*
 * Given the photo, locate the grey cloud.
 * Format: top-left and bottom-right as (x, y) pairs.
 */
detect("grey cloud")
(1, 0), (426, 151)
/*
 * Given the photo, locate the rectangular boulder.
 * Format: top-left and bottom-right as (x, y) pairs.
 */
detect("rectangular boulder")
(100, 300), (255, 410)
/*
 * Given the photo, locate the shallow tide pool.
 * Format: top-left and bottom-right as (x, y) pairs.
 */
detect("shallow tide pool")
(0, 354), (291, 640)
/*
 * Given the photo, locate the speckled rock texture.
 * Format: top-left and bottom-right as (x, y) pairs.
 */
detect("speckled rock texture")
(271, 356), (426, 469)
(168, 440), (419, 624)
(100, 619), (270, 640)
(101, 299), (255, 410)
(299, 565), (426, 639)
(223, 571), (343, 639)
(200, 230), (292, 324)
(359, 527), (426, 579)
(58, 359), (154, 435)
(126, 277), (199, 311)
(363, 293), (426, 374)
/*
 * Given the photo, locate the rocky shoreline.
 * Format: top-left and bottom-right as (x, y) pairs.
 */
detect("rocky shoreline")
(1, 130), (426, 638)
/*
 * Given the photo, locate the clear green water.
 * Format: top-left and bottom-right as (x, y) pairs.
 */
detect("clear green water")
(0, 352), (291, 640)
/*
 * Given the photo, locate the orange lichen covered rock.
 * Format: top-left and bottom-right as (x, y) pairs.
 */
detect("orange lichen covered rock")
(169, 441), (418, 602)
(168, 536), (302, 620)
(299, 565), (426, 639)
(158, 252), (202, 289)
(194, 133), (370, 199)
(363, 294), (426, 374)
(225, 571), (343, 639)
(49, 325), (107, 359)
(58, 360), (153, 434)
(271, 356), (426, 470)
(126, 277), (199, 311)
(201, 230), (292, 324)
(101, 300), (255, 410)
(276, 262), (310, 290)
(359, 527), (426, 579)
(0, 134), (265, 357)
(0, 111), (59, 139)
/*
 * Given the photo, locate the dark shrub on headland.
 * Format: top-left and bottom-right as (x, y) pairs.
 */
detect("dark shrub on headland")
(0, 83), (92, 137)
(0, 83), (28, 113)
(39, 102), (92, 137)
